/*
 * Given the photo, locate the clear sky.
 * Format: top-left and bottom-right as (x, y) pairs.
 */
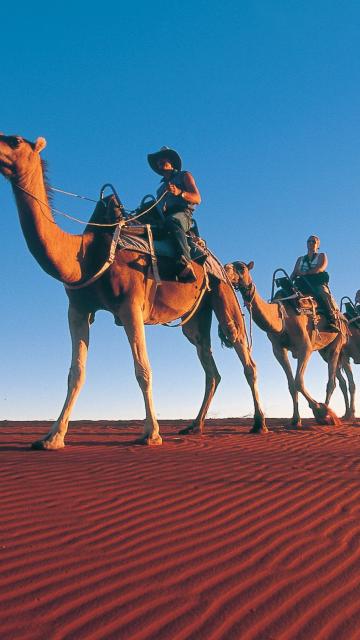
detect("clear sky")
(1, 1), (359, 421)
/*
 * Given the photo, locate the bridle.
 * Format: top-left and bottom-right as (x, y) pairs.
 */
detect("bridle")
(230, 264), (256, 350)
(237, 281), (256, 305)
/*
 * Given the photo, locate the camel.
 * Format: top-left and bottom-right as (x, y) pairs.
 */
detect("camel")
(223, 261), (348, 426)
(335, 300), (360, 419)
(0, 133), (268, 449)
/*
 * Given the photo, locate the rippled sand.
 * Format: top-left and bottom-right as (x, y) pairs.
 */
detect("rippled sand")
(1, 418), (360, 640)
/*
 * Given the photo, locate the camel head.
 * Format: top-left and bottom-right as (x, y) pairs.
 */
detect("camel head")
(0, 134), (47, 181)
(224, 260), (254, 291)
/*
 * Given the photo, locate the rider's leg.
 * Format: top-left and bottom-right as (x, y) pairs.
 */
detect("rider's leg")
(314, 285), (340, 330)
(164, 211), (196, 280)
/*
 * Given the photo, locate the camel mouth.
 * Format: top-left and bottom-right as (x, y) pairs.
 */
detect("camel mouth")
(0, 157), (13, 173)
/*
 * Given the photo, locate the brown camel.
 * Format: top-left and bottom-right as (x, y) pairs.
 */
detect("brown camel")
(224, 261), (348, 426)
(0, 134), (268, 449)
(335, 301), (360, 419)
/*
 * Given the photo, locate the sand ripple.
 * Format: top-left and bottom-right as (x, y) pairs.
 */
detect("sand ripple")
(1, 418), (360, 639)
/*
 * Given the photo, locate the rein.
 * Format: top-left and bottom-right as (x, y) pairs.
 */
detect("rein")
(13, 183), (167, 228)
(12, 180), (167, 290)
(49, 186), (98, 203)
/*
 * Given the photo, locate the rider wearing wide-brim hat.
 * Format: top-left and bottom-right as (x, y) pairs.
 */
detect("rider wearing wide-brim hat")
(147, 146), (201, 282)
(147, 147), (182, 175)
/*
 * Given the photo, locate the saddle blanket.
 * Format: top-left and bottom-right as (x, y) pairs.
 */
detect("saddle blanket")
(117, 231), (228, 283)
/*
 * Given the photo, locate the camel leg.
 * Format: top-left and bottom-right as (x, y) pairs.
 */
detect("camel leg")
(179, 304), (221, 435)
(294, 347), (318, 410)
(121, 305), (162, 445)
(32, 305), (91, 450)
(340, 360), (356, 419)
(318, 339), (344, 423)
(233, 339), (268, 433)
(271, 343), (301, 427)
(324, 343), (342, 407)
(294, 347), (339, 424)
(336, 367), (351, 418)
(211, 282), (267, 433)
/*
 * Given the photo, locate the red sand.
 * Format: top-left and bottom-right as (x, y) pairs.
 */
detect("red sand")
(1, 418), (360, 640)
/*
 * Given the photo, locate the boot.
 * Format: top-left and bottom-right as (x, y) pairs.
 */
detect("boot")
(177, 257), (196, 283)
(317, 289), (340, 332)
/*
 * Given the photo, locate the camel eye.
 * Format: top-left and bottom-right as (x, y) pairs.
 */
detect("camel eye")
(8, 136), (21, 148)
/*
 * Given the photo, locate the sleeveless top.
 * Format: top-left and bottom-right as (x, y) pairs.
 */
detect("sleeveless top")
(300, 253), (320, 272)
(156, 170), (196, 215)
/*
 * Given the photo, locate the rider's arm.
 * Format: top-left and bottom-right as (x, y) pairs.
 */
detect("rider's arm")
(305, 252), (328, 274)
(168, 172), (201, 204)
(181, 172), (201, 204)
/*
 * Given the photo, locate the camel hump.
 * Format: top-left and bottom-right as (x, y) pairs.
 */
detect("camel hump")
(85, 195), (123, 233)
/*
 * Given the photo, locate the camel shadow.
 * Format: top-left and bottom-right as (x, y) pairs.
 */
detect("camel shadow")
(0, 445), (34, 452)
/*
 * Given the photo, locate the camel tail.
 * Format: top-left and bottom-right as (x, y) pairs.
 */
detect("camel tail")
(218, 324), (234, 349)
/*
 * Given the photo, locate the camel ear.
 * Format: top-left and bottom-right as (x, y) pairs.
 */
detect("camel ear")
(34, 137), (47, 153)
(247, 261), (254, 270)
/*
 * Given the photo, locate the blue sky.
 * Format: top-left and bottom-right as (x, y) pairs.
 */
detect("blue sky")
(1, 1), (359, 420)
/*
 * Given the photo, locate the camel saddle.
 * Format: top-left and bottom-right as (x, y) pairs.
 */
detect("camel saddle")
(272, 276), (340, 321)
(88, 194), (228, 284)
(342, 300), (360, 329)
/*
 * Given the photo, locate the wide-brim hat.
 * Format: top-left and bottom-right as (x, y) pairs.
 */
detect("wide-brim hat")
(147, 146), (182, 175)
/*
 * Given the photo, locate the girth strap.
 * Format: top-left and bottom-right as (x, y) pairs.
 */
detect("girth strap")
(65, 222), (123, 291)
(146, 224), (161, 285)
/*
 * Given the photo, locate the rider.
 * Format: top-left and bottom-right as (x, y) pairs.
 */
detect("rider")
(291, 235), (340, 331)
(147, 146), (201, 282)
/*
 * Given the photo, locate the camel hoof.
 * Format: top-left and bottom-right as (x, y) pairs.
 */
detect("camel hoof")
(290, 420), (302, 428)
(313, 403), (341, 426)
(134, 435), (163, 446)
(31, 438), (65, 451)
(178, 425), (202, 435)
(249, 425), (269, 434)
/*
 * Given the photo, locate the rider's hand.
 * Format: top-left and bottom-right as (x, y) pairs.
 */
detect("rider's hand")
(167, 182), (181, 196)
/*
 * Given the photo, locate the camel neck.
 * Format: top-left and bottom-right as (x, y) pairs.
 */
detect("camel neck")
(240, 283), (284, 334)
(11, 162), (87, 284)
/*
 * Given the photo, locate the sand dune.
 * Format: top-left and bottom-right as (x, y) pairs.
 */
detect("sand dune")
(1, 418), (360, 639)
